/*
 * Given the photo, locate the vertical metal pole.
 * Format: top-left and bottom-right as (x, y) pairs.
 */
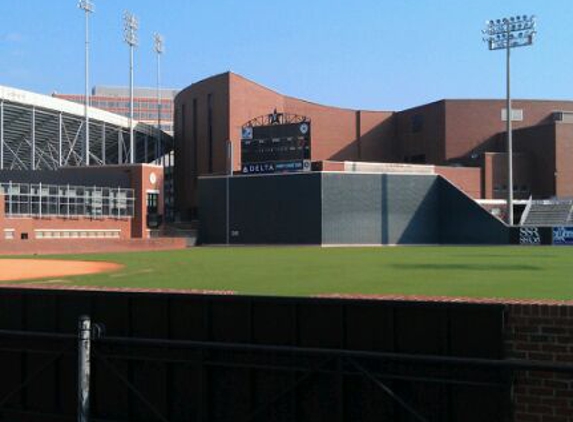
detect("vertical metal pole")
(39, 182), (42, 218)
(117, 133), (123, 164)
(102, 122), (106, 165)
(78, 315), (91, 422)
(129, 45), (135, 164)
(84, 8), (91, 166)
(31, 107), (36, 170)
(144, 134), (148, 163)
(58, 112), (63, 167)
(1, 100), (4, 171)
(226, 140), (233, 245)
(506, 26), (514, 226)
(157, 50), (162, 165)
(9, 181), (12, 215)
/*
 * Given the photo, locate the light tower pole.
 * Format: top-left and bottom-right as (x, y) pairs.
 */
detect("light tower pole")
(482, 15), (536, 225)
(123, 11), (139, 164)
(79, 0), (94, 166)
(153, 33), (164, 164)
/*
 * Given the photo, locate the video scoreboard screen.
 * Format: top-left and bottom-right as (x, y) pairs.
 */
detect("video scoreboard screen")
(241, 121), (311, 174)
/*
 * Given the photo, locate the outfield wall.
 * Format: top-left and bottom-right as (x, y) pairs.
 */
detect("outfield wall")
(198, 172), (509, 245)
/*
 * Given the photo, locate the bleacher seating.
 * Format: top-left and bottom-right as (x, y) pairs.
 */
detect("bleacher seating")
(521, 201), (573, 226)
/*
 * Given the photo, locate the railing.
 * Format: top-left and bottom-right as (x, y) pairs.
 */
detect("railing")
(0, 182), (135, 219)
(519, 195), (534, 226)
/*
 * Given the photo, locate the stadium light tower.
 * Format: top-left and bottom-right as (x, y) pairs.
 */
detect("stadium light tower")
(123, 11), (139, 164)
(79, 0), (94, 166)
(482, 15), (536, 225)
(153, 33), (164, 163)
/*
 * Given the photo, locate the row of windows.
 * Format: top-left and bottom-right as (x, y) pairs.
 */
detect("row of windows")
(3, 229), (121, 240)
(493, 185), (529, 192)
(91, 100), (173, 110)
(131, 112), (173, 120)
(35, 230), (121, 240)
(1, 183), (135, 219)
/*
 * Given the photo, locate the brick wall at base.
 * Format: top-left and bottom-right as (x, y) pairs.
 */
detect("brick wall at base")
(506, 304), (573, 422)
(0, 238), (188, 256)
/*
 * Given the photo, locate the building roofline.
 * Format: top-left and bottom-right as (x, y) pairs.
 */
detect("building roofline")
(178, 71), (394, 114)
(1, 85), (132, 127)
(0, 84), (166, 137)
(176, 72), (573, 113)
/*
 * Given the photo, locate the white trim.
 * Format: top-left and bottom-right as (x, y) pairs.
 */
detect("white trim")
(199, 171), (438, 180)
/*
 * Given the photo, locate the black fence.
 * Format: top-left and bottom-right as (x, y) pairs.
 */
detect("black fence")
(0, 288), (511, 422)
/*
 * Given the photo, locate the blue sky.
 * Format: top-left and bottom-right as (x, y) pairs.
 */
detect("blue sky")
(1, 0), (572, 111)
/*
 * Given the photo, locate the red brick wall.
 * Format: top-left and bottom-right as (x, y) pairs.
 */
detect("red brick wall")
(483, 153), (532, 200)
(0, 237), (187, 256)
(435, 166), (482, 199)
(394, 101), (446, 164)
(506, 304), (573, 422)
(444, 100), (571, 162)
(555, 124), (573, 199)
(358, 110), (396, 162)
(1, 216), (132, 240)
(55, 164), (164, 238)
(129, 164), (165, 238)
(0, 193), (5, 231)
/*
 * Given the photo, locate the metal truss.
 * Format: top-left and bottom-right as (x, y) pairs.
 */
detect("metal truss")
(243, 111), (309, 128)
(0, 99), (173, 171)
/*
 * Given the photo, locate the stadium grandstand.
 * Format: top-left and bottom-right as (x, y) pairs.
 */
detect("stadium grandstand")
(0, 85), (179, 251)
(0, 85), (172, 170)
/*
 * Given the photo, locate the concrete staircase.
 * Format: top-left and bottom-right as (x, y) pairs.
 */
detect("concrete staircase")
(158, 221), (198, 246)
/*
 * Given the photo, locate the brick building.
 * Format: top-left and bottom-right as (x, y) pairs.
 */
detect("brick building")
(174, 72), (573, 219)
(54, 86), (178, 135)
(0, 164), (165, 243)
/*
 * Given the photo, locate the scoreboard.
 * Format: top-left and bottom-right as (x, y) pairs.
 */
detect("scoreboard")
(241, 121), (311, 174)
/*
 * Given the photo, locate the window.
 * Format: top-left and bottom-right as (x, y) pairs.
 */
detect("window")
(501, 109), (524, 122)
(411, 114), (424, 133)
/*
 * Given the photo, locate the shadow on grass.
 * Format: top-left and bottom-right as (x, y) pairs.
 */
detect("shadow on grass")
(454, 254), (557, 259)
(391, 263), (541, 271)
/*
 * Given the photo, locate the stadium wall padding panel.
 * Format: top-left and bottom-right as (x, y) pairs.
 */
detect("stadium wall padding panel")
(383, 174), (440, 244)
(321, 173), (383, 244)
(199, 174), (322, 244)
(198, 177), (228, 244)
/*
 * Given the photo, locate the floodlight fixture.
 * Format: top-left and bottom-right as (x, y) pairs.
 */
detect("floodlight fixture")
(482, 14), (537, 225)
(123, 11), (139, 47)
(154, 33), (164, 55)
(78, 0), (94, 13)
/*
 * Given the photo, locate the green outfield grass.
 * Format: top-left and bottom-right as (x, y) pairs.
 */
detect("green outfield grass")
(3, 246), (573, 300)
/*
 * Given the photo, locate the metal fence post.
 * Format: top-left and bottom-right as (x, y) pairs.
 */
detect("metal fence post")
(78, 315), (92, 422)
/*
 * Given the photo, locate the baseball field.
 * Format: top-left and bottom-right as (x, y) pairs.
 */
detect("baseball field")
(1, 246), (573, 300)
